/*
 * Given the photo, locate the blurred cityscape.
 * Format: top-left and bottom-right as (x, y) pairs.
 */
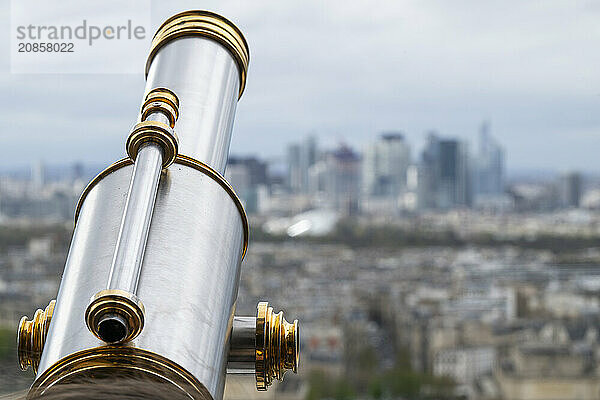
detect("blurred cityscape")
(3, 123), (600, 399)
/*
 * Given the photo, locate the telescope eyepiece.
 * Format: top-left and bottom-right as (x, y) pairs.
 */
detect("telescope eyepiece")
(97, 313), (129, 344)
(85, 289), (145, 344)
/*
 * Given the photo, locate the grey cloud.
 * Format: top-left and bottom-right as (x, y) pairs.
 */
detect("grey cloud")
(1, 0), (599, 171)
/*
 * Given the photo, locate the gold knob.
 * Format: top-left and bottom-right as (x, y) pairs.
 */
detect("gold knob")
(18, 300), (56, 373)
(255, 301), (299, 391)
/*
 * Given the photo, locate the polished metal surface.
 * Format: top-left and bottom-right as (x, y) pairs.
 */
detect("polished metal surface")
(108, 143), (163, 294)
(74, 156), (250, 260)
(38, 163), (245, 399)
(31, 346), (213, 400)
(146, 111), (171, 126)
(145, 37), (240, 174)
(22, 10), (297, 400)
(228, 316), (256, 373)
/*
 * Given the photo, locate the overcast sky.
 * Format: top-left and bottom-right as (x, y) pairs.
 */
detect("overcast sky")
(1, 0), (599, 172)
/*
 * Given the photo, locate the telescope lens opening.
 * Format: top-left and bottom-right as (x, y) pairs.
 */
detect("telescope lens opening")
(98, 314), (129, 343)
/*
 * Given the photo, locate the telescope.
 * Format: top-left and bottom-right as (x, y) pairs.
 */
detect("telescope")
(16, 10), (299, 400)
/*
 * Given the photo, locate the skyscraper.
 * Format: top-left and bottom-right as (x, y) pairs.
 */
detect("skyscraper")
(474, 122), (505, 198)
(31, 160), (45, 193)
(558, 172), (582, 208)
(225, 156), (269, 213)
(228, 156), (268, 186)
(362, 133), (411, 198)
(287, 136), (318, 194)
(287, 143), (302, 193)
(420, 133), (470, 209)
(310, 144), (361, 215)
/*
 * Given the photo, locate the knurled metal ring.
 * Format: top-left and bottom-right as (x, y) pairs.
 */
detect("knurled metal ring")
(126, 121), (179, 168)
(145, 87), (179, 109)
(255, 302), (271, 390)
(17, 300), (56, 373)
(141, 101), (178, 128)
(146, 10), (250, 98)
(255, 301), (299, 391)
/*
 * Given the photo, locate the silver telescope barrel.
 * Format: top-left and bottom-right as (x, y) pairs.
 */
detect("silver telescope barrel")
(16, 10), (298, 400)
(144, 11), (247, 174)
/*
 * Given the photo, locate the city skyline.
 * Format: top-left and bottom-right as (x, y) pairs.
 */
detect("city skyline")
(2, 126), (590, 222)
(0, 124), (590, 179)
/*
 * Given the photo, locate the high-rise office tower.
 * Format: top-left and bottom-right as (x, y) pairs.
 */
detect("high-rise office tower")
(31, 160), (45, 193)
(226, 156), (269, 213)
(558, 172), (582, 208)
(474, 122), (505, 198)
(319, 144), (361, 214)
(362, 133), (411, 198)
(287, 136), (318, 194)
(420, 133), (470, 209)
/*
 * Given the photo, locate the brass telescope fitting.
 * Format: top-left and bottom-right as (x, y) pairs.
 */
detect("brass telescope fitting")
(146, 10), (250, 98)
(141, 87), (180, 128)
(18, 300), (55, 373)
(127, 87), (180, 168)
(227, 302), (299, 390)
(20, 300), (299, 390)
(17, 300), (300, 391)
(126, 121), (179, 168)
(255, 302), (299, 390)
(85, 290), (145, 344)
